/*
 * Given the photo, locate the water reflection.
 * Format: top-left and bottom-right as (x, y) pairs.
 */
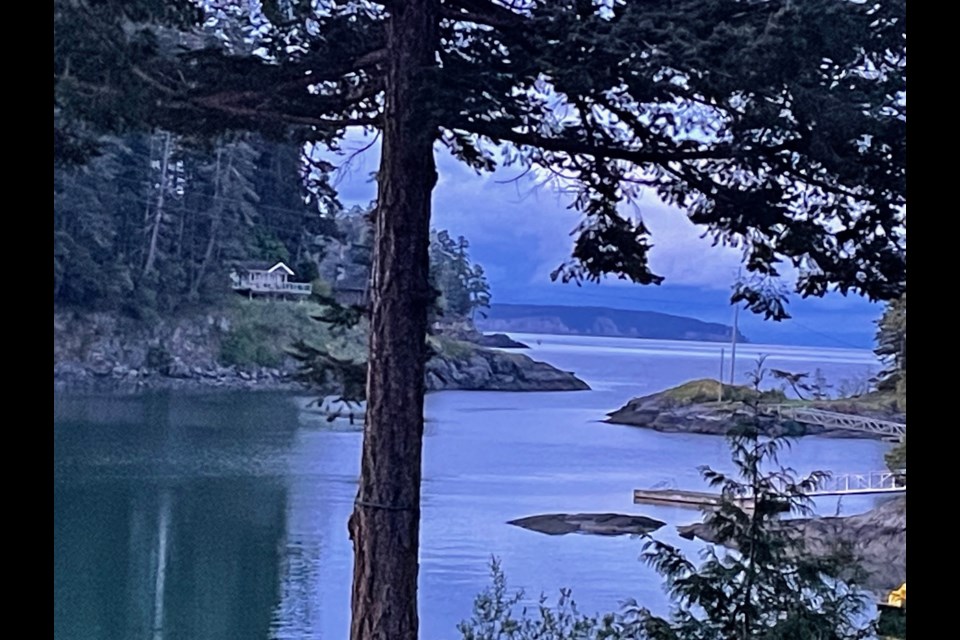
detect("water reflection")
(54, 392), (300, 640)
(54, 338), (891, 639)
(54, 478), (287, 640)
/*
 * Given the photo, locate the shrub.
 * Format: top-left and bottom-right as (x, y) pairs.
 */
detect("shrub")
(460, 363), (875, 640)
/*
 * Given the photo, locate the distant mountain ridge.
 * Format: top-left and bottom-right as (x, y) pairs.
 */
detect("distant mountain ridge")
(476, 303), (748, 343)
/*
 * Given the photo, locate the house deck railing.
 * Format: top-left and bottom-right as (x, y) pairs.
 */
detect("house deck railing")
(232, 280), (312, 295)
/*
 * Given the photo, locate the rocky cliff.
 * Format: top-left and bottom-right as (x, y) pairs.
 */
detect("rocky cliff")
(53, 310), (588, 394)
(425, 343), (589, 391)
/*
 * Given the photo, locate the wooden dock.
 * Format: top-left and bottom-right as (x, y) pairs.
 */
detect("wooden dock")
(633, 489), (791, 513)
(634, 489), (724, 509)
(633, 488), (763, 511)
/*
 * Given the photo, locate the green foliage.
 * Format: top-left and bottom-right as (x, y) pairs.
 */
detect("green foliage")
(885, 438), (906, 472)
(625, 426), (872, 640)
(56, 1), (905, 316)
(461, 369), (873, 640)
(661, 379), (785, 405)
(769, 367), (834, 401)
(895, 372), (906, 412)
(53, 130), (336, 316)
(876, 606), (907, 639)
(288, 338), (369, 402)
(457, 558), (620, 640)
(430, 230), (491, 320)
(428, 335), (477, 362)
(218, 298), (364, 369)
(874, 294), (906, 402)
(310, 278), (333, 300)
(220, 327), (284, 368)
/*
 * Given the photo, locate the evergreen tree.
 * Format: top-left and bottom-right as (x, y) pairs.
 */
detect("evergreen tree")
(874, 293), (906, 398)
(53, 131), (331, 314)
(466, 264), (492, 320)
(624, 428), (871, 639)
(429, 229), (491, 320)
(458, 428), (873, 640)
(55, 2), (907, 636)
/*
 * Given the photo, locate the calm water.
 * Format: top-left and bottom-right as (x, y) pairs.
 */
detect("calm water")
(54, 334), (893, 640)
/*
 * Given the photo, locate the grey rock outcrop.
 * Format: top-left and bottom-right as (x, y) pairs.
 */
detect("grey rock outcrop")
(472, 333), (529, 349)
(425, 348), (589, 392)
(677, 496), (906, 594)
(509, 513), (666, 536)
(54, 312), (587, 394)
(607, 390), (884, 440)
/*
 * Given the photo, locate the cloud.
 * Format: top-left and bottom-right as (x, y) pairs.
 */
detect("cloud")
(326, 131), (761, 292)
(317, 135), (883, 348)
(431, 152), (758, 292)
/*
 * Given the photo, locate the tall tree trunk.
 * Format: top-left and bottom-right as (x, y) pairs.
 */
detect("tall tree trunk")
(191, 145), (227, 298)
(348, 2), (438, 639)
(144, 131), (173, 276)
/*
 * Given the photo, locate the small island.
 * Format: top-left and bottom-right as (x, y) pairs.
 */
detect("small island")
(606, 379), (904, 440)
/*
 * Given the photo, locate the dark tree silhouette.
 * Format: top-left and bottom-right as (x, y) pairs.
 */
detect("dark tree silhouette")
(55, 2), (906, 637)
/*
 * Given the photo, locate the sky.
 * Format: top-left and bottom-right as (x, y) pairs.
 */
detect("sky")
(326, 133), (885, 350)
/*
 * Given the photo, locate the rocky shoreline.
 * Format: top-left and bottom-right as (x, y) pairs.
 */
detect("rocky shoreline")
(606, 380), (904, 440)
(426, 347), (589, 392)
(600, 380), (906, 594)
(53, 361), (310, 394)
(678, 496), (906, 594)
(53, 312), (585, 395)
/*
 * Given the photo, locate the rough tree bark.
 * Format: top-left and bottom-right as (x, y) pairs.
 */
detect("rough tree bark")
(348, 2), (439, 639)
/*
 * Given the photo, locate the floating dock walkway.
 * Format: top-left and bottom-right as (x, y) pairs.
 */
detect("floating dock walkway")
(634, 470), (905, 510)
(758, 404), (906, 441)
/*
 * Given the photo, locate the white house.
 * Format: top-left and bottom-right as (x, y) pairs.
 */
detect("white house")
(230, 261), (312, 299)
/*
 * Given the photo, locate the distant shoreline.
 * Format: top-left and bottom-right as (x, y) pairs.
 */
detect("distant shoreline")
(476, 302), (746, 344)
(504, 331), (876, 358)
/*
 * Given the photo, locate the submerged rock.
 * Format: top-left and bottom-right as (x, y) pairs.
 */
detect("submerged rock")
(508, 513), (666, 536)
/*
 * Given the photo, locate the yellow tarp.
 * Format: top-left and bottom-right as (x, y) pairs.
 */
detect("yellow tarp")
(886, 582), (906, 607)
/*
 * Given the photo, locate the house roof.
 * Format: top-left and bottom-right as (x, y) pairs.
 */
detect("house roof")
(267, 262), (295, 275)
(233, 260), (296, 275)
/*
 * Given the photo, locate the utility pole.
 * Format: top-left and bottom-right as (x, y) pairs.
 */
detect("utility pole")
(729, 268), (741, 386)
(719, 348), (725, 402)
(729, 303), (739, 385)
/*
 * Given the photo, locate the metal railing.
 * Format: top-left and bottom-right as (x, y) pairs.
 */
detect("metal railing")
(807, 470), (906, 496)
(759, 404), (906, 438)
(232, 280), (312, 294)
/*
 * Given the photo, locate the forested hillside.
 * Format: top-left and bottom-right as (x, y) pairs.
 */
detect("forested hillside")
(53, 131), (489, 323)
(54, 131), (338, 315)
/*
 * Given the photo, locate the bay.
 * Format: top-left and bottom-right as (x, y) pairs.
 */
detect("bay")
(54, 334), (892, 640)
